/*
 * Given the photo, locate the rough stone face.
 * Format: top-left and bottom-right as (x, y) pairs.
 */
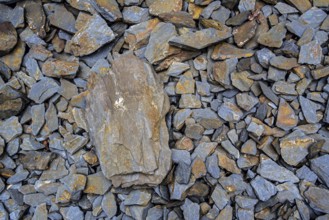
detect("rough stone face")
(276, 98), (298, 131)
(0, 22), (17, 56)
(298, 40), (322, 65)
(85, 53), (171, 187)
(66, 14), (116, 56)
(42, 58), (79, 78)
(169, 27), (232, 50)
(0, 85), (26, 119)
(311, 155), (329, 188)
(90, 0), (122, 22)
(257, 23), (286, 48)
(304, 186), (329, 214)
(211, 42), (254, 60)
(149, 0), (182, 16)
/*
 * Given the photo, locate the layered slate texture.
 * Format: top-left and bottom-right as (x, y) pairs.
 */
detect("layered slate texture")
(85, 53), (171, 188)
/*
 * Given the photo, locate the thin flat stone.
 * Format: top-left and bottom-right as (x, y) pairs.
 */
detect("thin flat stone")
(42, 58), (79, 78)
(233, 20), (257, 47)
(0, 116), (22, 142)
(179, 94), (202, 109)
(251, 176), (277, 201)
(192, 108), (223, 129)
(274, 2), (299, 14)
(213, 58), (238, 88)
(145, 22), (178, 64)
(311, 155), (329, 188)
(211, 184), (229, 210)
(28, 77), (60, 103)
(169, 27), (232, 50)
(181, 199), (200, 220)
(90, 0), (122, 22)
(66, 14), (116, 56)
(231, 71), (254, 92)
(236, 93), (259, 111)
(43, 3), (76, 33)
(226, 11), (250, 26)
(149, 0), (182, 16)
(0, 85), (26, 119)
(257, 154), (299, 183)
(304, 186), (329, 214)
(19, 151), (55, 170)
(124, 190), (151, 206)
(211, 42), (254, 60)
(280, 132), (314, 166)
(270, 56), (299, 70)
(276, 98), (298, 131)
(31, 104), (45, 136)
(259, 82), (279, 105)
(159, 11), (196, 28)
(102, 192), (117, 218)
(218, 101), (243, 122)
(0, 40), (25, 71)
(83, 172), (112, 195)
(299, 96), (318, 123)
(167, 61), (190, 77)
(257, 23), (286, 48)
(123, 6), (150, 24)
(312, 66), (329, 80)
(285, 0), (311, 13)
(298, 40), (322, 65)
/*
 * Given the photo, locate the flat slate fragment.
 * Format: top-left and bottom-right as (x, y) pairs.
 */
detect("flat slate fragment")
(169, 28), (232, 50)
(85, 53), (171, 187)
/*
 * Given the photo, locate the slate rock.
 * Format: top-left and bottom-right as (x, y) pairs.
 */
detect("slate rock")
(19, 151), (55, 170)
(233, 20), (257, 47)
(0, 22), (17, 56)
(251, 175), (277, 201)
(43, 3), (76, 33)
(312, 66), (329, 80)
(66, 14), (116, 56)
(32, 203), (47, 220)
(257, 154), (299, 183)
(28, 77), (60, 103)
(31, 104), (45, 136)
(0, 40), (25, 71)
(276, 98), (298, 131)
(192, 108), (223, 129)
(305, 186), (329, 214)
(280, 132), (314, 166)
(123, 6), (150, 24)
(218, 101), (243, 122)
(83, 172), (111, 195)
(102, 192), (117, 218)
(211, 184), (229, 210)
(169, 27), (232, 50)
(299, 40), (322, 65)
(236, 93), (259, 111)
(42, 58), (79, 78)
(274, 2), (299, 14)
(270, 56), (299, 70)
(145, 22), (178, 64)
(311, 155), (329, 188)
(231, 71), (254, 92)
(258, 23), (286, 48)
(226, 11), (250, 26)
(158, 11), (195, 28)
(181, 199), (200, 220)
(285, 0), (311, 13)
(212, 42), (254, 60)
(85, 53), (171, 187)
(299, 96), (318, 123)
(0, 85), (26, 119)
(213, 58), (238, 88)
(0, 116), (22, 142)
(179, 94), (202, 109)
(124, 190), (151, 206)
(90, 0), (122, 22)
(149, 0), (182, 16)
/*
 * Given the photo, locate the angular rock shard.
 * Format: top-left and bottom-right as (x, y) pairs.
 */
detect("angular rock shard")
(85, 53), (171, 187)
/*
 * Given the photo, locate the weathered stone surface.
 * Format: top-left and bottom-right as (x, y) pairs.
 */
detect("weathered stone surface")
(218, 101), (243, 122)
(90, 0), (122, 22)
(123, 6), (150, 24)
(285, 0), (311, 13)
(0, 85), (26, 119)
(258, 23), (286, 48)
(0, 40), (25, 71)
(213, 58), (237, 88)
(19, 151), (55, 170)
(270, 56), (298, 70)
(0, 22), (17, 56)
(169, 27), (232, 50)
(311, 155), (329, 188)
(149, 0), (182, 16)
(280, 132), (314, 166)
(312, 66), (329, 80)
(43, 3), (76, 34)
(299, 96), (318, 123)
(102, 192), (117, 218)
(158, 11), (195, 28)
(212, 42), (254, 60)
(231, 71), (254, 92)
(299, 40), (322, 65)
(28, 77), (60, 103)
(275, 2), (298, 14)
(145, 22), (178, 64)
(276, 98), (298, 131)
(233, 20), (257, 47)
(85, 53), (171, 187)
(83, 172), (111, 195)
(304, 186), (329, 214)
(42, 58), (79, 78)
(251, 176), (277, 201)
(0, 116), (22, 142)
(66, 14), (116, 56)
(17, 0), (47, 37)
(257, 154), (299, 183)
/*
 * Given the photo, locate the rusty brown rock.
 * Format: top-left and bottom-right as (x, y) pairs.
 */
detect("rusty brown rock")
(0, 22), (17, 56)
(211, 42), (254, 60)
(276, 98), (298, 131)
(0, 40), (25, 71)
(285, 0), (311, 13)
(90, 0), (122, 22)
(85, 53), (171, 187)
(257, 23), (286, 48)
(233, 20), (257, 47)
(66, 14), (116, 56)
(149, 0), (182, 16)
(158, 11), (195, 28)
(42, 58), (79, 79)
(17, 0), (47, 38)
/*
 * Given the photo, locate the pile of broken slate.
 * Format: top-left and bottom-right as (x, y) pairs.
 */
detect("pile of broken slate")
(1, 0), (329, 219)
